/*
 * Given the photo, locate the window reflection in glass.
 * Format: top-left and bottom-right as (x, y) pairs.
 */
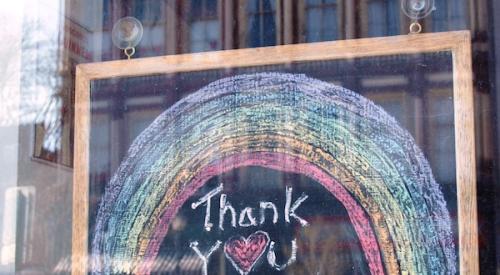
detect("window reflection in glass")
(305, 0), (339, 42)
(367, 0), (400, 37)
(247, 0), (276, 47)
(431, 0), (467, 32)
(189, 0), (220, 53)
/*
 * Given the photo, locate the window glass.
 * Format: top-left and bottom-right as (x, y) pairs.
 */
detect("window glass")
(306, 8), (322, 42)
(189, 0), (221, 53)
(432, 0), (449, 32)
(247, 0), (277, 47)
(305, 0), (338, 42)
(431, 0), (467, 32)
(88, 53), (457, 274)
(367, 0), (399, 37)
(0, 0), (498, 274)
(368, 1), (387, 36)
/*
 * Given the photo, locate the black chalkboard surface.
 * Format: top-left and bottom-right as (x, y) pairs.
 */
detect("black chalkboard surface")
(73, 32), (477, 275)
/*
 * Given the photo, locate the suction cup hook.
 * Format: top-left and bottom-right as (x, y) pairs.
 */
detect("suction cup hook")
(401, 0), (435, 34)
(112, 17), (143, 59)
(409, 22), (422, 34)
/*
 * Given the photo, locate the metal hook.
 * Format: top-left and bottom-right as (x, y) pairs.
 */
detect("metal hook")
(409, 22), (422, 34)
(124, 46), (135, 60)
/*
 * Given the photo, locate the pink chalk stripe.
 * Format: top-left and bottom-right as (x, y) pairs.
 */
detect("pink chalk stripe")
(136, 152), (384, 275)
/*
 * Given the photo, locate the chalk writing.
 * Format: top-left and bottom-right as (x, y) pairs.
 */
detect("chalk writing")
(238, 207), (257, 227)
(191, 183), (309, 231)
(259, 202), (278, 224)
(189, 184), (309, 274)
(191, 184), (224, 231)
(267, 239), (297, 271)
(190, 233), (300, 274)
(190, 240), (222, 275)
(285, 186), (309, 226)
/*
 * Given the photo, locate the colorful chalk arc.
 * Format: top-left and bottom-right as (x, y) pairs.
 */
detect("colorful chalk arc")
(90, 73), (456, 274)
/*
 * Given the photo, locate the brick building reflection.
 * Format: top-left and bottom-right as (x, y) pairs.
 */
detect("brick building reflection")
(12, 0), (496, 274)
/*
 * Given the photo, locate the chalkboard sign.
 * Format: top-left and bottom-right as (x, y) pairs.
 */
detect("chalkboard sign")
(73, 31), (477, 274)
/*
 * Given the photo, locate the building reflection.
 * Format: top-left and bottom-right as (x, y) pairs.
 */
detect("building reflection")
(1, 187), (35, 268)
(7, 0), (496, 274)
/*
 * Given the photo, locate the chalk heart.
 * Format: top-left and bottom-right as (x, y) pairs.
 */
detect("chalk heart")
(224, 231), (270, 274)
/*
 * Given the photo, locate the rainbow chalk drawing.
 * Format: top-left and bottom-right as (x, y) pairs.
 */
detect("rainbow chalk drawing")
(91, 73), (456, 274)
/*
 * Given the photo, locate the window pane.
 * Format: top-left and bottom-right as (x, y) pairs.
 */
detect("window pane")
(190, 20), (220, 52)
(102, 0), (111, 26)
(432, 0), (449, 32)
(387, 0), (400, 35)
(247, 0), (259, 13)
(206, 20), (219, 38)
(190, 22), (206, 48)
(264, 0), (276, 12)
(368, 1), (388, 37)
(206, 20), (221, 50)
(450, 1), (467, 29)
(206, 0), (218, 18)
(307, 0), (322, 6)
(247, 14), (260, 47)
(152, 1), (163, 22)
(247, 0), (276, 47)
(134, 1), (145, 20)
(307, 8), (322, 42)
(427, 96), (456, 182)
(323, 7), (338, 40)
(190, 0), (203, 18)
(262, 13), (276, 46)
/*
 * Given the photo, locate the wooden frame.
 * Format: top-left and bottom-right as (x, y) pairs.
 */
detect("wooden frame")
(73, 31), (477, 274)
